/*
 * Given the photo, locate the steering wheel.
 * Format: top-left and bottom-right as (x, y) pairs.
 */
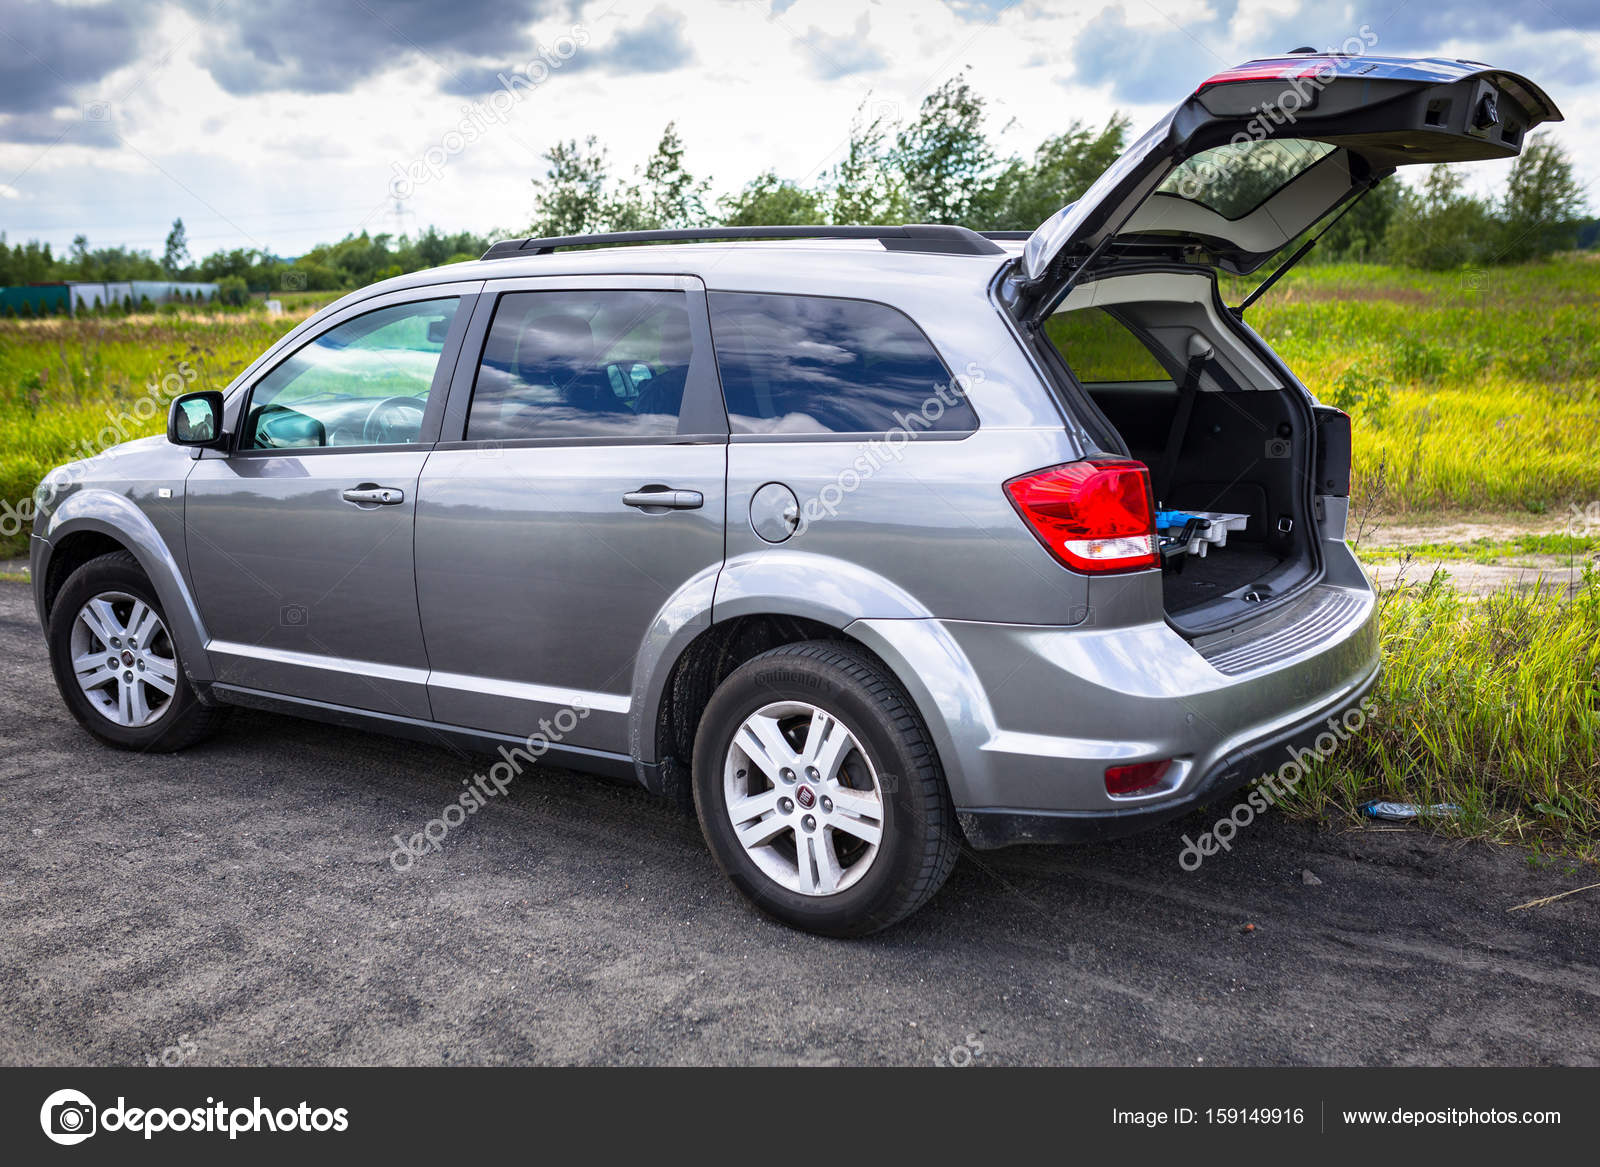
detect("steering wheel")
(361, 396), (426, 444)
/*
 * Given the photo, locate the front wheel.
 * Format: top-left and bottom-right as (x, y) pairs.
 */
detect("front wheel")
(47, 551), (226, 752)
(692, 641), (959, 937)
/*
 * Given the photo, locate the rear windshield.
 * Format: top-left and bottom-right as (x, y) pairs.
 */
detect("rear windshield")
(1155, 138), (1335, 220)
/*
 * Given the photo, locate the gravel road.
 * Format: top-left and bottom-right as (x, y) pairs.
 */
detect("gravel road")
(1, 581), (1596, 1066)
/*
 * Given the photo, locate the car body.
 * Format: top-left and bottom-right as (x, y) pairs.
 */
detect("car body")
(30, 54), (1560, 934)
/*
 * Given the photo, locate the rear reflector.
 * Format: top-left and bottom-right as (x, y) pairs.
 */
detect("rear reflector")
(1004, 458), (1158, 573)
(1105, 760), (1172, 796)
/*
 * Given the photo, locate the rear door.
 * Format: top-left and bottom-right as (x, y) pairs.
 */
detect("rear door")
(1012, 54), (1562, 313)
(413, 274), (728, 757)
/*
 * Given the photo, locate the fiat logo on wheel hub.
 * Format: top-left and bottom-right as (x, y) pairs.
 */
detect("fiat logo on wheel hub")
(795, 785), (816, 809)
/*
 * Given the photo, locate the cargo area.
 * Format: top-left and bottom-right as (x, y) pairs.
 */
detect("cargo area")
(1037, 269), (1322, 634)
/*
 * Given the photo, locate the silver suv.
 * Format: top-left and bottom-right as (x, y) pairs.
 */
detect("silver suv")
(31, 56), (1558, 934)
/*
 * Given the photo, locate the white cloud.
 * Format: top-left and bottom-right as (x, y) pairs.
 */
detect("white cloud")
(0, 0), (1594, 257)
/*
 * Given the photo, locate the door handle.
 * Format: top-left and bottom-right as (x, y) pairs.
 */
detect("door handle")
(622, 487), (703, 511)
(342, 484), (405, 506)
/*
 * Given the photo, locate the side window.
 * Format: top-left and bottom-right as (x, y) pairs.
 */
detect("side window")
(1043, 307), (1170, 384)
(707, 292), (976, 435)
(466, 289), (694, 441)
(242, 298), (460, 449)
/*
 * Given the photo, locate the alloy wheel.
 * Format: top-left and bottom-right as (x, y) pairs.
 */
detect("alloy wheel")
(69, 591), (178, 728)
(722, 700), (885, 896)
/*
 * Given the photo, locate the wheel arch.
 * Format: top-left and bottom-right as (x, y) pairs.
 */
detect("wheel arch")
(40, 492), (213, 687)
(633, 551), (998, 811)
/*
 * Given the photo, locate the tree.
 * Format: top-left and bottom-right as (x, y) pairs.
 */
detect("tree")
(825, 101), (907, 225)
(1320, 179), (1402, 262)
(609, 122), (711, 230)
(1383, 165), (1495, 269)
(894, 72), (1000, 226)
(530, 136), (611, 238)
(69, 234), (91, 275)
(0, 236), (56, 284)
(1496, 133), (1586, 262)
(721, 171), (824, 226)
(986, 115), (1130, 230)
(163, 218), (191, 277)
(216, 275), (249, 306)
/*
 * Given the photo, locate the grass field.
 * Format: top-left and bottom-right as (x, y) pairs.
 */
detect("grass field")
(0, 308), (320, 548)
(1293, 568), (1600, 858)
(1246, 260), (1600, 515)
(1, 260), (1596, 852)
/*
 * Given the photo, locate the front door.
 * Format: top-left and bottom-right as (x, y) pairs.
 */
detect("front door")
(186, 290), (473, 718)
(415, 275), (728, 756)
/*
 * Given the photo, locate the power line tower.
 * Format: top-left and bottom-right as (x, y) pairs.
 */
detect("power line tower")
(387, 195), (417, 240)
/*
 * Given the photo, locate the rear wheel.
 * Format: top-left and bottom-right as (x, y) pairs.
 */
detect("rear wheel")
(47, 551), (226, 752)
(693, 641), (959, 937)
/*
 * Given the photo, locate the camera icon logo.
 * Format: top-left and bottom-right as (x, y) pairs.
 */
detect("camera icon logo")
(279, 603), (309, 627)
(82, 101), (112, 122)
(40, 1088), (97, 1145)
(1264, 437), (1292, 459)
(281, 271), (308, 291)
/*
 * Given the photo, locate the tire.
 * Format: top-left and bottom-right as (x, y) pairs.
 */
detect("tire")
(692, 641), (959, 937)
(47, 550), (227, 752)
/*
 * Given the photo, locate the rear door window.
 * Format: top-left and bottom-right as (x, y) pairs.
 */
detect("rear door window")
(467, 289), (695, 441)
(707, 292), (976, 435)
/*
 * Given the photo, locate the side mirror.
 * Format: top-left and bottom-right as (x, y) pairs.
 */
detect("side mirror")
(167, 390), (226, 448)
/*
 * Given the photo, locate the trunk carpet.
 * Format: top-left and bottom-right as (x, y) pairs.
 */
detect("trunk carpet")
(1163, 545), (1283, 614)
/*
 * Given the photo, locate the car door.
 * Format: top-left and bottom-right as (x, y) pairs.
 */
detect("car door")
(414, 274), (728, 757)
(185, 284), (477, 718)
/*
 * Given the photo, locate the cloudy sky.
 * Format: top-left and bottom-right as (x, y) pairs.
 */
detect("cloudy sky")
(2, 0), (1596, 259)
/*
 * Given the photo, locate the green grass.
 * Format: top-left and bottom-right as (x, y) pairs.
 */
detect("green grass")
(1356, 533), (1600, 564)
(1244, 259), (1600, 515)
(1289, 569), (1600, 856)
(0, 310), (309, 553)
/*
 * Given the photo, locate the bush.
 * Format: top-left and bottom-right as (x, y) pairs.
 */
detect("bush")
(216, 275), (249, 307)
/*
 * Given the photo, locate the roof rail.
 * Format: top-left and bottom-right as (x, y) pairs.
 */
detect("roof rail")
(978, 230), (1032, 241)
(480, 224), (1007, 260)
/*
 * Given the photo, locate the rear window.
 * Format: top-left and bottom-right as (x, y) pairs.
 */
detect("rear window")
(707, 292), (975, 435)
(1044, 307), (1169, 384)
(1155, 138), (1336, 220)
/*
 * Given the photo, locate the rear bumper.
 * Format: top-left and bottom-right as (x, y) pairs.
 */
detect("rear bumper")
(956, 657), (1378, 848)
(848, 571), (1379, 850)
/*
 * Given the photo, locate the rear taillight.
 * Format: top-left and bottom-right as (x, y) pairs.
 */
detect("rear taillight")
(1105, 760), (1172, 796)
(1004, 458), (1158, 573)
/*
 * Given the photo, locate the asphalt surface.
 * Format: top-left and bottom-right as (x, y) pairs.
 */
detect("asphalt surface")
(1, 580), (1597, 1066)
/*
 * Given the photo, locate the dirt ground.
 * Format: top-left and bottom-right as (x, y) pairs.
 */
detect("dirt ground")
(1353, 511), (1596, 596)
(2, 581), (1598, 1067)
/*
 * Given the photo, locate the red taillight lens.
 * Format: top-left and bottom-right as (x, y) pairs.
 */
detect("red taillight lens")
(1105, 760), (1172, 796)
(1004, 458), (1158, 573)
(1195, 61), (1336, 92)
